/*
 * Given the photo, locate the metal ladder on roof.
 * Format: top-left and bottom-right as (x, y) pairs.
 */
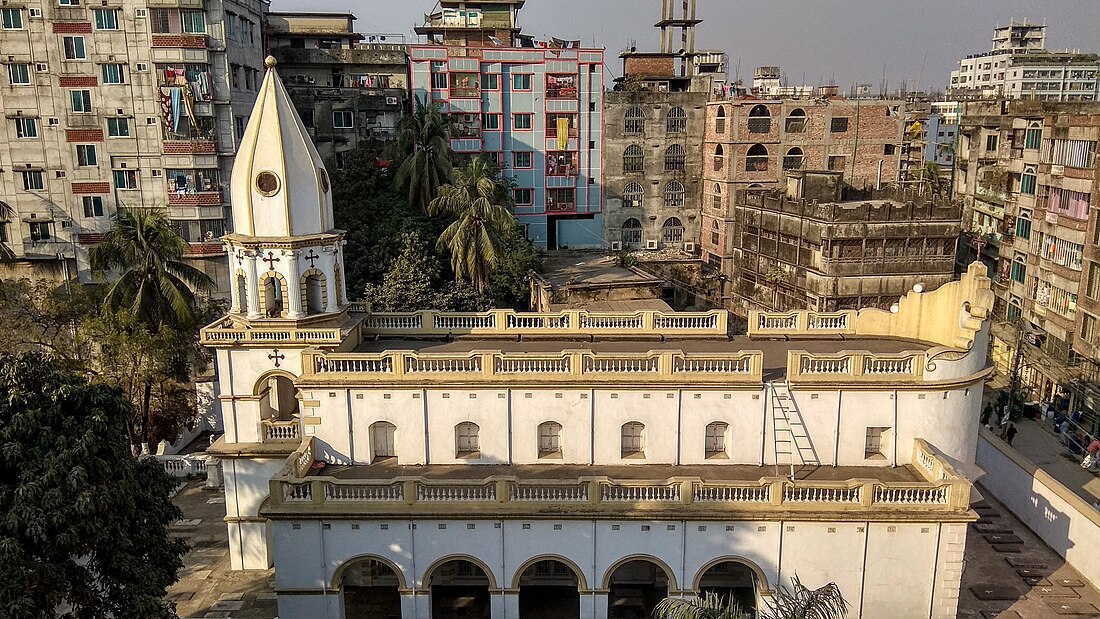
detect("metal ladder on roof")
(768, 381), (819, 476)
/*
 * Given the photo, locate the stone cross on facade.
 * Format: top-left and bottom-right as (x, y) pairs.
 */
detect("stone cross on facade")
(304, 250), (320, 269)
(236, 249), (246, 266)
(268, 349), (286, 368)
(263, 251), (281, 271)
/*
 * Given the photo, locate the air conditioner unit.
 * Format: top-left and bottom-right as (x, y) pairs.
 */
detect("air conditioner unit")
(645, 239), (659, 250)
(385, 96), (399, 106)
(610, 241), (622, 251)
(684, 242), (696, 253)
(1051, 164), (1064, 177)
(135, 8), (147, 17)
(28, 8), (42, 17)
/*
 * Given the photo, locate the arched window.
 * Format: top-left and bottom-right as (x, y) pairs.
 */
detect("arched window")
(1021, 165), (1037, 195)
(621, 218), (643, 248)
(745, 144), (769, 172)
(664, 144), (686, 171)
(624, 144), (644, 173)
(1025, 121), (1042, 150)
(621, 422), (645, 458)
(711, 182), (722, 210)
(783, 147), (805, 171)
(710, 218), (720, 246)
(747, 104), (771, 133)
(1007, 296), (1022, 321)
(623, 182), (643, 208)
(304, 272), (326, 314)
(666, 106), (687, 133)
(537, 421), (563, 458)
(713, 144), (724, 172)
(370, 421), (396, 461)
(664, 181), (685, 208)
(785, 108), (807, 133)
(715, 106), (727, 134)
(662, 217), (684, 244)
(625, 107), (645, 134)
(705, 422), (728, 457)
(455, 422), (480, 458)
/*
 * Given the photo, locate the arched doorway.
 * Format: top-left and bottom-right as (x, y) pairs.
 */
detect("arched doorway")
(341, 558), (402, 618)
(621, 218), (643, 249)
(517, 559), (580, 619)
(429, 559), (491, 619)
(607, 559), (671, 618)
(305, 273), (326, 313)
(257, 374), (297, 421)
(697, 561), (759, 614)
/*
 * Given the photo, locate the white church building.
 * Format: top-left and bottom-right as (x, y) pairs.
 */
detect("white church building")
(204, 57), (992, 619)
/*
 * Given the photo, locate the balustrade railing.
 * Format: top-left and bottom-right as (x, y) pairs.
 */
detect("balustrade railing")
(306, 349), (762, 383)
(787, 351), (925, 383)
(751, 310), (855, 336)
(262, 419), (301, 443)
(201, 325), (343, 345)
(360, 309), (728, 336)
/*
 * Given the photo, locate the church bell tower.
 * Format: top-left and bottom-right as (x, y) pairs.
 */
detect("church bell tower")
(225, 56), (347, 321)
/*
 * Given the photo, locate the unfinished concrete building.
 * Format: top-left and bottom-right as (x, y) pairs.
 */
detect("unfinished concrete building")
(0, 0), (267, 289)
(266, 12), (408, 171)
(703, 171), (961, 316)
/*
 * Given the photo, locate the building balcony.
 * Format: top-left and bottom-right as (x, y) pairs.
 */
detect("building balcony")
(182, 242), (226, 257)
(168, 191), (223, 206)
(150, 34), (208, 49)
(547, 201), (576, 213)
(264, 436), (972, 518)
(262, 418), (301, 444)
(163, 140), (217, 155)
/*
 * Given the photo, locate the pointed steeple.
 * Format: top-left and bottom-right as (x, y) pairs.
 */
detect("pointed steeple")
(230, 56), (335, 238)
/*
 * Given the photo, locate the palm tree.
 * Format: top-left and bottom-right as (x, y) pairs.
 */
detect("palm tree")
(393, 95), (454, 212)
(429, 157), (516, 292)
(90, 208), (214, 332)
(654, 577), (848, 619)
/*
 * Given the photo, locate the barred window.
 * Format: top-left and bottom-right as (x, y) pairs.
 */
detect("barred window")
(624, 144), (644, 173)
(715, 106), (726, 134)
(666, 106), (686, 133)
(623, 182), (643, 208)
(785, 108), (807, 133)
(747, 104), (771, 133)
(662, 217), (684, 244)
(621, 218), (643, 247)
(711, 182), (722, 210)
(783, 147), (804, 171)
(746, 144), (768, 172)
(664, 144), (686, 171)
(664, 181), (685, 208)
(625, 107), (645, 134)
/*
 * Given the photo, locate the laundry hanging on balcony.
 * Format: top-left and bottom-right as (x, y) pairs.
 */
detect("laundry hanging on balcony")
(159, 86), (198, 135)
(557, 117), (569, 151)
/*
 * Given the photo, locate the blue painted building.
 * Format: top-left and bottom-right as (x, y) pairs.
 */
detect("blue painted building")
(922, 113), (957, 170)
(410, 45), (605, 249)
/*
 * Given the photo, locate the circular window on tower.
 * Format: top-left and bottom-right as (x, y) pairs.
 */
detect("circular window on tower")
(255, 171), (281, 197)
(318, 169), (330, 194)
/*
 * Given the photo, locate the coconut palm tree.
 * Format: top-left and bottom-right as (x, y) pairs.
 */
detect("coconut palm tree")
(90, 208), (214, 332)
(429, 157), (516, 292)
(393, 95), (454, 213)
(654, 576), (848, 619)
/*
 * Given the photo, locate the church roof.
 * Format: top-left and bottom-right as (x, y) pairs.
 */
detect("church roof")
(230, 56), (335, 239)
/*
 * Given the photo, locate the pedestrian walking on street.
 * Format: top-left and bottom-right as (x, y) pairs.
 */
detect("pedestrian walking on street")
(1006, 423), (1018, 446)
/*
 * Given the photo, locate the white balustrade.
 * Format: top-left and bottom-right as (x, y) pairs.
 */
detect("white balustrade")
(601, 484), (680, 502)
(495, 357), (570, 374)
(783, 486), (860, 503)
(316, 356), (394, 374)
(263, 420), (300, 441)
(694, 484), (770, 503)
(325, 483), (404, 502)
(799, 356), (852, 375)
(863, 356), (915, 375)
(758, 314), (798, 330)
(916, 448), (936, 477)
(405, 356), (481, 373)
(160, 455), (208, 477)
(295, 330), (340, 341)
(511, 483), (589, 502)
(283, 482), (313, 501)
(367, 314), (423, 330)
(675, 357), (750, 374)
(580, 315), (643, 330)
(807, 313), (849, 330)
(250, 331), (291, 342)
(433, 314), (495, 330)
(655, 315), (718, 330)
(873, 486), (948, 505)
(416, 483), (496, 502)
(583, 357), (659, 373)
(204, 331), (238, 342)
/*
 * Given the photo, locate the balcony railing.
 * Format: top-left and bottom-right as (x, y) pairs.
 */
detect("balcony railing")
(262, 418), (301, 443)
(360, 309), (729, 336)
(267, 438), (970, 514)
(201, 321), (345, 346)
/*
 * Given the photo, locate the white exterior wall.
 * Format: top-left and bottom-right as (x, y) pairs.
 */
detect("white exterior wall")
(218, 347), (303, 444)
(224, 457), (287, 569)
(301, 384), (982, 469)
(271, 517), (964, 619)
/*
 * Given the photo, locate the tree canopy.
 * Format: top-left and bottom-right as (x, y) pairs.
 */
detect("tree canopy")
(0, 352), (186, 618)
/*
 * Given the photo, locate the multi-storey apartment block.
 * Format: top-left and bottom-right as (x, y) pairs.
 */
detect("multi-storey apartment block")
(408, 0), (604, 248)
(949, 21), (1100, 102)
(955, 101), (1100, 426)
(267, 12), (408, 171)
(701, 171), (961, 316)
(205, 57), (991, 619)
(0, 0), (266, 289)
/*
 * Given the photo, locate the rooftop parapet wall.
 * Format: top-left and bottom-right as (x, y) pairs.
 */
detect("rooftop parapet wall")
(265, 437), (972, 518)
(738, 189), (963, 223)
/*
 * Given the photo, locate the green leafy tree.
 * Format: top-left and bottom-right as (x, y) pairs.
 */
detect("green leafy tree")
(0, 202), (14, 261)
(430, 157), (518, 292)
(90, 208), (214, 332)
(364, 231), (490, 312)
(0, 352), (186, 618)
(392, 95), (454, 213)
(654, 577), (848, 619)
(0, 278), (99, 368)
(488, 221), (542, 310)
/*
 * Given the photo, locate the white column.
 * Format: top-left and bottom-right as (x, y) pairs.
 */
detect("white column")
(285, 250), (304, 319)
(246, 253), (262, 319)
(592, 591), (609, 619)
(490, 590), (506, 619)
(502, 591), (520, 618)
(228, 250), (241, 313)
(399, 591), (418, 619)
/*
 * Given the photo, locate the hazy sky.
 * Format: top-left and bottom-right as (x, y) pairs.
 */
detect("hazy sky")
(271, 0), (1100, 91)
